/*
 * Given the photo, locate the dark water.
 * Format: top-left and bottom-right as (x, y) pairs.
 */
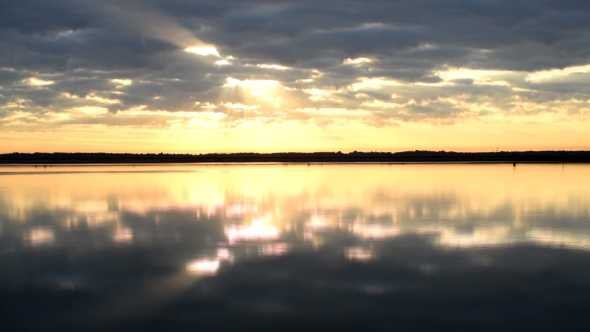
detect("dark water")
(1, 164), (590, 331)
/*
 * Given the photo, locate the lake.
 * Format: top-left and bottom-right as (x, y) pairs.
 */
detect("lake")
(1, 163), (590, 331)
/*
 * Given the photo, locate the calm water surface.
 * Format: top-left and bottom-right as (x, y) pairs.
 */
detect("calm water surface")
(1, 164), (590, 331)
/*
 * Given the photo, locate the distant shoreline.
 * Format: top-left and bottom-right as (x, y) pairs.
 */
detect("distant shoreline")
(1, 151), (590, 165)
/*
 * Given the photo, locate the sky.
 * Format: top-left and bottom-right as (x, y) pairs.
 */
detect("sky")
(1, 0), (589, 153)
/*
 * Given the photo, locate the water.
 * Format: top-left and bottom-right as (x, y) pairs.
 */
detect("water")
(1, 164), (590, 331)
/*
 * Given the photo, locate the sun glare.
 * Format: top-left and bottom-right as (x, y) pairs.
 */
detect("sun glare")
(223, 77), (279, 88)
(219, 76), (289, 109)
(184, 46), (220, 57)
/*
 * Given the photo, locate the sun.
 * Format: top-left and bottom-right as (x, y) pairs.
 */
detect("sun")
(220, 77), (288, 111)
(223, 77), (280, 89)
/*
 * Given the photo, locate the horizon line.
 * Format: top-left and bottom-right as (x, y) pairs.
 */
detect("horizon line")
(3, 149), (590, 155)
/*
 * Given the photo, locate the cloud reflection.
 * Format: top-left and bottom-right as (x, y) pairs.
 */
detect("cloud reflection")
(225, 222), (279, 245)
(113, 227), (133, 244)
(28, 227), (55, 247)
(0, 164), (589, 274)
(186, 259), (220, 276)
(0, 164), (590, 330)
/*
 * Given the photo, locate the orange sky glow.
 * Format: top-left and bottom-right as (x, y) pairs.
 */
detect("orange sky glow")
(1, 1), (589, 153)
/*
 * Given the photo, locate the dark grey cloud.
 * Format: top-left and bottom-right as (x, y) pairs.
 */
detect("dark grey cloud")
(3, 0), (590, 69)
(0, 0), (99, 35)
(1, 0), (590, 126)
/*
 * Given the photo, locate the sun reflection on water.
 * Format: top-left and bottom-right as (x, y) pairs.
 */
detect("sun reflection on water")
(0, 164), (589, 265)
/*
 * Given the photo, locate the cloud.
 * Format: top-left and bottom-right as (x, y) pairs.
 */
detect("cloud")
(1, 0), (590, 135)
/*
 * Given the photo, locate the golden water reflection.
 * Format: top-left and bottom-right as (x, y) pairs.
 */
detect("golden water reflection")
(1, 164), (590, 273)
